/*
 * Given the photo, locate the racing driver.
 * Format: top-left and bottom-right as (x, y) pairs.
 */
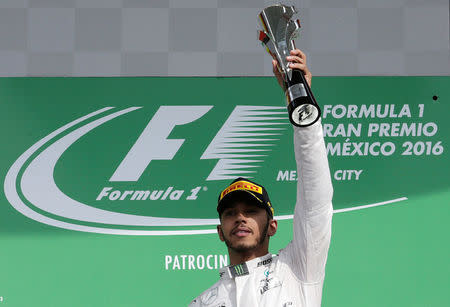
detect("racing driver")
(189, 49), (333, 307)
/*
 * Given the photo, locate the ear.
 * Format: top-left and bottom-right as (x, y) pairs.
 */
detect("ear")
(217, 225), (225, 242)
(267, 219), (278, 237)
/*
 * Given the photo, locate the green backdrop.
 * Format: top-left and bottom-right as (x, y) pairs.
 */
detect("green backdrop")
(0, 77), (448, 306)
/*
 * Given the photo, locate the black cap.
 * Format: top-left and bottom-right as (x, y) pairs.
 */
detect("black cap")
(217, 177), (274, 218)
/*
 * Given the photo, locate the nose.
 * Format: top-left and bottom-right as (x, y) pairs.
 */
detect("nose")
(234, 211), (247, 223)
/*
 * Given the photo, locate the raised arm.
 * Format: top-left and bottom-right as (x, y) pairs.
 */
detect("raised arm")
(275, 50), (334, 283)
(290, 121), (333, 283)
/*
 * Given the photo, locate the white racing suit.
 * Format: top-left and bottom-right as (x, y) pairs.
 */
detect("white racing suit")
(189, 121), (333, 307)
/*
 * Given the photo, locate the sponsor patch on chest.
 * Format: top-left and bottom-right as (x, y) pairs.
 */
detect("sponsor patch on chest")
(259, 269), (282, 295)
(200, 287), (218, 305)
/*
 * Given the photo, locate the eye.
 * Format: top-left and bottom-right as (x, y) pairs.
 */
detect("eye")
(223, 209), (235, 217)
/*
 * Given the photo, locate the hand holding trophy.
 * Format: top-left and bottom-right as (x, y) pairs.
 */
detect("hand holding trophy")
(258, 4), (321, 127)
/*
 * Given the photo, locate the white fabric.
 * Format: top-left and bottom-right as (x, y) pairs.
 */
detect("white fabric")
(189, 121), (333, 307)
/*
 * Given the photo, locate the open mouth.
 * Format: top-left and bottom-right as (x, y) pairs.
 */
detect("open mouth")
(232, 227), (252, 237)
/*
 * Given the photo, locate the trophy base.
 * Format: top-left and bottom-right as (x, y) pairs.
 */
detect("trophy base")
(287, 97), (321, 127)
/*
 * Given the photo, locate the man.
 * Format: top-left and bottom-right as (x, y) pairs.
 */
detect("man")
(189, 49), (333, 307)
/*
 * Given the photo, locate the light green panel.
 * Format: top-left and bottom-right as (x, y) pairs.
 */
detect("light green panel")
(0, 77), (448, 306)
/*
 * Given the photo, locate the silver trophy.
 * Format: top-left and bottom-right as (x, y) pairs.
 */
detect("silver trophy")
(258, 4), (321, 127)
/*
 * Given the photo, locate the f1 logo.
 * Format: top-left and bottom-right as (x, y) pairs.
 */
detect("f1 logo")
(110, 105), (285, 182)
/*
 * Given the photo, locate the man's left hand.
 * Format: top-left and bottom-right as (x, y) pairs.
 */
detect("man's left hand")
(286, 49), (312, 87)
(272, 49), (312, 88)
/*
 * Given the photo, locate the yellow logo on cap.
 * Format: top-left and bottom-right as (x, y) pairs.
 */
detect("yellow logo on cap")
(220, 180), (262, 200)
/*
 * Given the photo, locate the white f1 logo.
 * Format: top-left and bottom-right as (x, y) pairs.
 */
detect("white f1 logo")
(110, 106), (212, 182)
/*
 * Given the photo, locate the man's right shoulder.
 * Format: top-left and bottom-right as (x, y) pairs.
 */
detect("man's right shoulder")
(188, 280), (222, 307)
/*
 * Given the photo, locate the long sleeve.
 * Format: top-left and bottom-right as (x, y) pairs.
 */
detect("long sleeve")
(282, 120), (334, 283)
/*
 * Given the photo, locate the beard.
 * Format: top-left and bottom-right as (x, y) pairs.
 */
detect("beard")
(223, 219), (270, 254)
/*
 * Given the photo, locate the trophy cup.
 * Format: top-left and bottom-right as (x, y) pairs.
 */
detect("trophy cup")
(258, 4), (321, 127)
